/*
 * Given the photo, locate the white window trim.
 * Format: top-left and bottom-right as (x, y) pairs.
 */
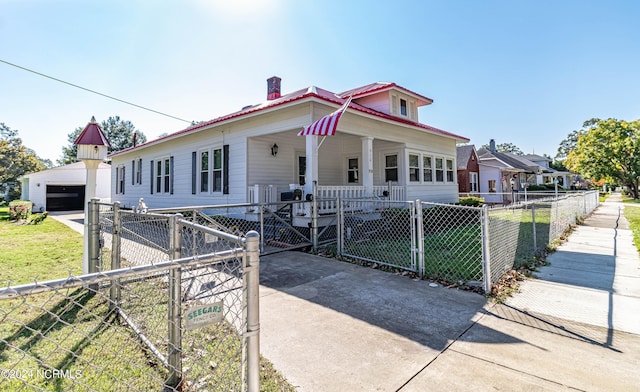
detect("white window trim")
(135, 158), (142, 185)
(470, 172), (479, 192)
(155, 156), (171, 194)
(383, 153), (399, 183)
(116, 165), (125, 194)
(346, 157), (360, 184)
(198, 149), (210, 193)
(408, 153), (420, 183)
(197, 146), (224, 195)
(405, 151), (456, 185)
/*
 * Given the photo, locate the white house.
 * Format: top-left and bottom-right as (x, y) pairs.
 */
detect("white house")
(18, 162), (111, 212)
(109, 77), (469, 213)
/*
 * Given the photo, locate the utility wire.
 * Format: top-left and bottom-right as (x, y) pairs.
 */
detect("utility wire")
(0, 58), (192, 124)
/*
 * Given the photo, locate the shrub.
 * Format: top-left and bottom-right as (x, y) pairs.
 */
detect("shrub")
(8, 200), (32, 221)
(456, 196), (484, 207)
(29, 211), (48, 225)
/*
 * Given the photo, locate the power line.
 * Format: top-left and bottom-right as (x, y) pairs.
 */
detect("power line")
(0, 58), (192, 124)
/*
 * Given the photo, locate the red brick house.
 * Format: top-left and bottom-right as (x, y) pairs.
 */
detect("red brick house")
(456, 145), (479, 193)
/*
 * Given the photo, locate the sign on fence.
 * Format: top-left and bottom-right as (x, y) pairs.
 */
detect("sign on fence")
(185, 301), (225, 330)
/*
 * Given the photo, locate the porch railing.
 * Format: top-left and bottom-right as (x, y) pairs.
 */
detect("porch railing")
(248, 184), (405, 216)
(248, 184), (278, 204)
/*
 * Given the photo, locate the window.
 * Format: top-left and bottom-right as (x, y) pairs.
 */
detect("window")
(423, 156), (433, 182)
(385, 154), (398, 182)
(164, 159), (170, 193)
(193, 146), (227, 195)
(470, 172), (478, 192)
(488, 180), (497, 193)
(347, 158), (359, 183)
(446, 159), (454, 182)
(400, 98), (407, 116)
(116, 166), (125, 194)
(212, 148), (222, 192)
(408, 154), (419, 182)
(298, 156), (306, 185)
(156, 160), (162, 193)
(156, 158), (171, 194)
(200, 151), (209, 192)
(136, 159), (142, 185)
(435, 158), (444, 182)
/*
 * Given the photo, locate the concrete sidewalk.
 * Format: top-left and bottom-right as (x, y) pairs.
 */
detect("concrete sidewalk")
(260, 193), (640, 391)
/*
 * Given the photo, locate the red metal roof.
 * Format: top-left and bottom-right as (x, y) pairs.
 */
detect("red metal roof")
(339, 82), (434, 106)
(75, 117), (111, 147)
(111, 83), (467, 157)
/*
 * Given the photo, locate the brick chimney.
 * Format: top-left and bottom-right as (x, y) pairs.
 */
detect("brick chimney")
(267, 76), (281, 100)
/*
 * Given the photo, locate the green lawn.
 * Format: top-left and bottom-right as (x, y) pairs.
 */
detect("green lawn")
(624, 205), (640, 253)
(0, 207), (294, 391)
(0, 208), (83, 285)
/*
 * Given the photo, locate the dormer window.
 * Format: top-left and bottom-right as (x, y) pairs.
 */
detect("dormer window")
(400, 98), (407, 116)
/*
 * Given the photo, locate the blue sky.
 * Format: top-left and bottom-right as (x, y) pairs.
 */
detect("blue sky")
(1, 0), (638, 163)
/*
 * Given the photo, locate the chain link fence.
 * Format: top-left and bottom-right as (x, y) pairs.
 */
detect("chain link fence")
(334, 191), (600, 292)
(337, 199), (416, 271)
(0, 200), (260, 391)
(150, 201), (313, 255)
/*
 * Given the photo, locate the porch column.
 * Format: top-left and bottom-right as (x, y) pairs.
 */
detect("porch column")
(305, 135), (319, 195)
(361, 136), (374, 196)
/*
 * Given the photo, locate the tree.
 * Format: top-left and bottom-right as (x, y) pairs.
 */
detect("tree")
(59, 116), (147, 164)
(564, 118), (640, 198)
(0, 123), (47, 200)
(480, 142), (524, 155)
(543, 153), (568, 172)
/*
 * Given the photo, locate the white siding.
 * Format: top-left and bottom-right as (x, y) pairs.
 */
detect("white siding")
(110, 98), (462, 207)
(20, 162), (110, 211)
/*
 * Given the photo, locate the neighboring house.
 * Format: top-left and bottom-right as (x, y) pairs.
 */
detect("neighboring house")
(18, 162), (111, 212)
(523, 154), (573, 187)
(109, 77), (469, 215)
(456, 145), (479, 194)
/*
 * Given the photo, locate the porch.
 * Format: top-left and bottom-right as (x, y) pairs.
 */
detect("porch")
(247, 184), (406, 217)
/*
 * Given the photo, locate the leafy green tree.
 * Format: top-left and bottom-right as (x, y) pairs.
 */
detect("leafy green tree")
(480, 142), (524, 155)
(59, 116), (147, 164)
(0, 123), (47, 200)
(565, 118), (640, 198)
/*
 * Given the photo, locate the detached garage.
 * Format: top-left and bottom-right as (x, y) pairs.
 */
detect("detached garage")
(19, 162), (111, 212)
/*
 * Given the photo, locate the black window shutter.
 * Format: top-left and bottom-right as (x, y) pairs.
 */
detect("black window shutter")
(170, 156), (174, 195)
(122, 167), (126, 194)
(115, 167), (120, 194)
(131, 160), (135, 185)
(150, 160), (154, 194)
(191, 151), (197, 194)
(223, 144), (229, 194)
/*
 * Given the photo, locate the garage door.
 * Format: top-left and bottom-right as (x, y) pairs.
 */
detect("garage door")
(46, 185), (86, 211)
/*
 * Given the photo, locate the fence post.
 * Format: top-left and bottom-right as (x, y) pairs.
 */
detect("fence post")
(87, 198), (101, 292)
(167, 214), (183, 389)
(88, 198), (101, 273)
(336, 196), (343, 257)
(415, 200), (425, 276)
(481, 204), (492, 293)
(531, 203), (537, 254)
(244, 231), (261, 392)
(311, 180), (318, 252)
(110, 202), (121, 310)
(259, 204), (265, 254)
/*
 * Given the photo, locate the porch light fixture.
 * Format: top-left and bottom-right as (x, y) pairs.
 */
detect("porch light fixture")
(271, 143), (278, 157)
